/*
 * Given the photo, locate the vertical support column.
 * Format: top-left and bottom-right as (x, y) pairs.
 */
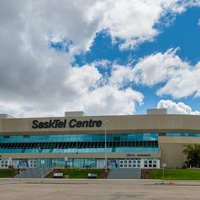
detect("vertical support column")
(157, 159), (160, 168)
(140, 159), (144, 168)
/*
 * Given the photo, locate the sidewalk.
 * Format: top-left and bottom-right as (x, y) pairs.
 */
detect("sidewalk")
(0, 178), (200, 186)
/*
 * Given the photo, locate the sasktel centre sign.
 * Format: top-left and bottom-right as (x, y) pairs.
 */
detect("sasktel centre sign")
(32, 119), (103, 129)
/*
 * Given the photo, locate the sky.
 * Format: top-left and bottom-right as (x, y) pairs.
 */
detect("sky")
(0, 0), (200, 118)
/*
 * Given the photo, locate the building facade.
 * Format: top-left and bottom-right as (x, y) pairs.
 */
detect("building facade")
(0, 109), (200, 169)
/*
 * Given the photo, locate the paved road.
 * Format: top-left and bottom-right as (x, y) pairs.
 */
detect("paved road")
(0, 179), (200, 200)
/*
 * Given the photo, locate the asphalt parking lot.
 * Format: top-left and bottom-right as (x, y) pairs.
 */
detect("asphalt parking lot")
(0, 179), (200, 200)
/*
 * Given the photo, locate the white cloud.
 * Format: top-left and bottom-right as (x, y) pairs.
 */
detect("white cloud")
(83, 86), (143, 115)
(157, 63), (200, 98)
(64, 64), (102, 93)
(157, 100), (200, 115)
(132, 49), (200, 99)
(133, 48), (188, 86)
(101, 0), (189, 50)
(198, 19), (200, 26)
(110, 64), (134, 88)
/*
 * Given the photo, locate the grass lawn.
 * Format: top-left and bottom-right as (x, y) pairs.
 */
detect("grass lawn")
(150, 169), (200, 180)
(0, 169), (18, 178)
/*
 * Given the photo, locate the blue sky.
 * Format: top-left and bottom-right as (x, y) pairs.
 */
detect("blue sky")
(0, 1), (200, 117)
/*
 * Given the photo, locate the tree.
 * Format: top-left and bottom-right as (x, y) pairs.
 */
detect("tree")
(182, 144), (200, 168)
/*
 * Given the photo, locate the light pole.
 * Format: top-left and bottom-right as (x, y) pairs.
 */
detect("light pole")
(162, 163), (166, 184)
(19, 168), (21, 183)
(104, 120), (108, 172)
(65, 157), (68, 168)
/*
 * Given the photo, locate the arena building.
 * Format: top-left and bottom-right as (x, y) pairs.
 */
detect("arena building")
(0, 108), (200, 170)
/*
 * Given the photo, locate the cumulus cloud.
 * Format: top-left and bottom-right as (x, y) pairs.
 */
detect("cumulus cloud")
(133, 48), (189, 86)
(134, 49), (200, 99)
(83, 86), (143, 115)
(157, 62), (200, 98)
(138, 49), (200, 99)
(157, 100), (200, 115)
(101, 0), (190, 50)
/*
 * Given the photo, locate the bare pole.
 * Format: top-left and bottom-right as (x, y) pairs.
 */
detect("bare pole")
(104, 120), (108, 172)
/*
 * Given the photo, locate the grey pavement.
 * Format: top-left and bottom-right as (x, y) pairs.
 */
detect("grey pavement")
(0, 178), (200, 200)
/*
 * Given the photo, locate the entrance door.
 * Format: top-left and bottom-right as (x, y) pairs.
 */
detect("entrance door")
(119, 158), (141, 168)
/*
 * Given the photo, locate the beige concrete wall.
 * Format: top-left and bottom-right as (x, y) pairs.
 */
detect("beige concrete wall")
(1, 114), (200, 135)
(159, 137), (200, 168)
(160, 143), (185, 168)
